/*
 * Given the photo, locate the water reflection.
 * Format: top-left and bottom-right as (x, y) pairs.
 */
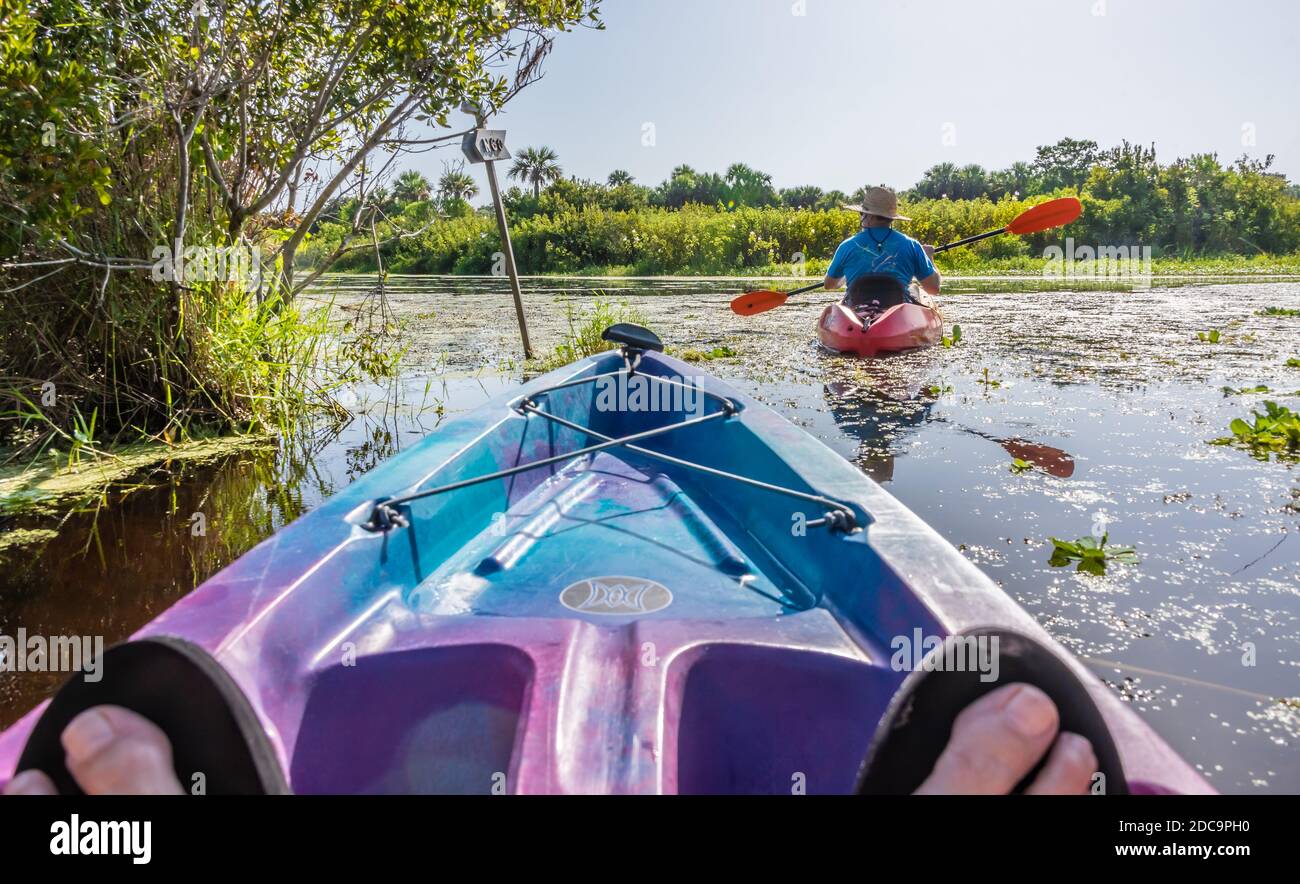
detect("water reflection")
(0, 445), (301, 721)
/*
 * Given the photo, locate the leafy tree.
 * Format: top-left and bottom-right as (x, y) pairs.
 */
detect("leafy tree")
(816, 189), (851, 212)
(1033, 137), (1100, 191)
(607, 169), (634, 186)
(910, 163), (991, 200)
(722, 163), (777, 207)
(652, 164), (727, 208)
(393, 171), (434, 205)
(988, 162), (1040, 200)
(603, 181), (651, 212)
(778, 185), (824, 209)
(508, 146), (564, 198)
(1084, 141), (1165, 243)
(436, 162), (479, 203)
(0, 0), (601, 444)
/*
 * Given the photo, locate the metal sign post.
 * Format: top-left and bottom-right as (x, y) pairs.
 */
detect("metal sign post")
(462, 126), (533, 359)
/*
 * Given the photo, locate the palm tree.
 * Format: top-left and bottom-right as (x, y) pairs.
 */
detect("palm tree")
(437, 161), (479, 202)
(392, 170), (432, 206)
(508, 146), (563, 198)
(607, 169), (634, 187)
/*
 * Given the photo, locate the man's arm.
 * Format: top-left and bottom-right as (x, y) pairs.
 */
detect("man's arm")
(918, 244), (941, 295)
(824, 240), (849, 291)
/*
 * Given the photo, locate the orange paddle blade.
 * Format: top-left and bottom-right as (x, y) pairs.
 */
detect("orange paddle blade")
(730, 290), (789, 316)
(1006, 197), (1083, 235)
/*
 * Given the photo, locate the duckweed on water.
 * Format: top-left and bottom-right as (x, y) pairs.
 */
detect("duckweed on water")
(678, 345), (738, 362)
(1048, 534), (1140, 575)
(1257, 307), (1300, 317)
(0, 435), (275, 516)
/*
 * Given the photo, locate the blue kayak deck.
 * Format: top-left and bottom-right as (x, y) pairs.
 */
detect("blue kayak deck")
(406, 451), (808, 620)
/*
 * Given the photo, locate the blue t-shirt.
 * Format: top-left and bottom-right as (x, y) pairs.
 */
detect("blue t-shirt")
(826, 228), (936, 290)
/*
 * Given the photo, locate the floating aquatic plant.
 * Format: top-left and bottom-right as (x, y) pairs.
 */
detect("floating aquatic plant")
(941, 324), (962, 348)
(1197, 329), (1222, 343)
(1210, 400), (1300, 459)
(1048, 534), (1139, 575)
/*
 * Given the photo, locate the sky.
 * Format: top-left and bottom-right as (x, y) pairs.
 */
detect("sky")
(409, 0), (1300, 198)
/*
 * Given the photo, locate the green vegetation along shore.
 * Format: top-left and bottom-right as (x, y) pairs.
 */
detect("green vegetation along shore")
(303, 139), (1300, 277)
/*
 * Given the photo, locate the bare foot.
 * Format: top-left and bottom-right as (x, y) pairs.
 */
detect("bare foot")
(915, 683), (1098, 795)
(4, 706), (184, 796)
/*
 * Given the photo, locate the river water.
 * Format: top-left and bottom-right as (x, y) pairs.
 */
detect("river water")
(2, 274), (1297, 793)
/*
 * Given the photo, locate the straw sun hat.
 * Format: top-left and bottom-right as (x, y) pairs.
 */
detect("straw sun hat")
(842, 186), (911, 221)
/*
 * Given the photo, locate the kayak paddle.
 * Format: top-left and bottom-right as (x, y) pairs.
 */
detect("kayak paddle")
(933, 196), (1083, 254)
(730, 280), (825, 316)
(729, 196), (1084, 316)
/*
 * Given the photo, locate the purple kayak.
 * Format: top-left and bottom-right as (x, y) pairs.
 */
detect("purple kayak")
(0, 325), (1211, 794)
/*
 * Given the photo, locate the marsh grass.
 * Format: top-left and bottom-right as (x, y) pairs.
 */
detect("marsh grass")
(1, 270), (402, 481)
(526, 296), (650, 373)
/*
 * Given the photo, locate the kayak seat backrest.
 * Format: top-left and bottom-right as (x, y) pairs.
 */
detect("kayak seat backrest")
(845, 274), (908, 313)
(290, 644), (532, 794)
(601, 322), (663, 353)
(675, 643), (903, 794)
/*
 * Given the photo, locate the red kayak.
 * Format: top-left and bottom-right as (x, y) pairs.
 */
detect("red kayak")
(817, 299), (943, 357)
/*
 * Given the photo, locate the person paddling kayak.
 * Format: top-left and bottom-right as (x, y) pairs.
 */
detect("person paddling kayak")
(825, 186), (941, 315)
